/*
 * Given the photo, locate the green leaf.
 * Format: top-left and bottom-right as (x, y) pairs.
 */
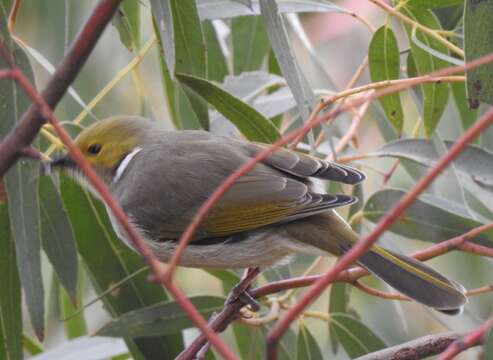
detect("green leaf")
(59, 268), (87, 339)
(203, 20), (228, 82)
(328, 283), (351, 353)
(0, 203), (22, 360)
(232, 16), (270, 74)
(363, 188), (493, 246)
(451, 81), (478, 132)
(464, 0), (493, 106)
(22, 334), (43, 356)
(153, 20), (203, 130)
(112, 8), (135, 51)
(401, 6), (450, 136)
(97, 296), (225, 337)
(177, 73), (281, 142)
(60, 176), (184, 359)
(330, 313), (386, 358)
(39, 176), (78, 300)
(372, 138), (493, 212)
(368, 26), (403, 134)
(152, 3), (208, 130)
(197, 0), (347, 20)
(122, 0), (140, 47)
(407, 0), (464, 8)
(171, 0), (209, 129)
(297, 325), (323, 360)
(150, 0), (175, 74)
(259, 0), (315, 140)
(0, 30), (44, 339)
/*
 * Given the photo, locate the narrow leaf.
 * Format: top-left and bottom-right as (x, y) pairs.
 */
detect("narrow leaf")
(0, 34), (44, 339)
(372, 138), (493, 212)
(363, 188), (493, 246)
(401, 6), (450, 136)
(0, 203), (22, 360)
(328, 283), (350, 353)
(259, 0), (315, 137)
(297, 325), (323, 360)
(97, 296), (225, 337)
(197, 0), (347, 20)
(368, 26), (403, 134)
(451, 81), (478, 132)
(464, 0), (493, 106)
(203, 20), (228, 82)
(177, 73), (281, 142)
(150, 0), (175, 74)
(330, 313), (386, 358)
(407, 0), (463, 8)
(39, 175), (78, 300)
(232, 16), (270, 74)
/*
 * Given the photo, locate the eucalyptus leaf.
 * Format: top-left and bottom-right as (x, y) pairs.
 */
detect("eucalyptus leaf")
(368, 26), (403, 134)
(259, 0), (315, 136)
(177, 73), (281, 142)
(330, 313), (386, 358)
(401, 6), (450, 136)
(451, 81), (478, 132)
(407, 0), (463, 8)
(150, 0), (175, 74)
(39, 175), (78, 300)
(363, 188), (493, 246)
(297, 325), (323, 360)
(0, 203), (22, 360)
(328, 283), (350, 353)
(372, 139), (493, 212)
(464, 0), (493, 106)
(197, 0), (347, 20)
(97, 296), (225, 337)
(203, 20), (229, 82)
(232, 16), (270, 74)
(0, 31), (44, 339)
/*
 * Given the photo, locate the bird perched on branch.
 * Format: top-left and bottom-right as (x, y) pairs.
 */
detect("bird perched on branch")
(50, 116), (467, 314)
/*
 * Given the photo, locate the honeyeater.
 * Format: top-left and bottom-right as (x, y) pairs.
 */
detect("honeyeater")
(50, 116), (466, 314)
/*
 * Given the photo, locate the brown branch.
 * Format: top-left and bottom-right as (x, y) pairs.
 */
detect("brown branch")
(0, 0), (122, 177)
(354, 332), (466, 360)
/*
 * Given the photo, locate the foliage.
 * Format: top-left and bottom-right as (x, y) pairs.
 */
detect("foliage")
(1, 0), (493, 359)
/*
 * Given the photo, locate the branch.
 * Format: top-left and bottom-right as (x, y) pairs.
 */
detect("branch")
(354, 332), (466, 360)
(438, 317), (493, 360)
(0, 0), (121, 177)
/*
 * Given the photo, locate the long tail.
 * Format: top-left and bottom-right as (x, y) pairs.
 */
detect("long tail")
(293, 212), (467, 314)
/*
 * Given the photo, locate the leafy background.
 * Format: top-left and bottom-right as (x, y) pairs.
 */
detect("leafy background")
(1, 0), (493, 359)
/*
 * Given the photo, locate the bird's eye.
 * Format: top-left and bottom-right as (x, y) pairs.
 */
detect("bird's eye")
(87, 144), (102, 155)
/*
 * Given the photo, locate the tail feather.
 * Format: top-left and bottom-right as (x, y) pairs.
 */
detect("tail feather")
(358, 246), (467, 314)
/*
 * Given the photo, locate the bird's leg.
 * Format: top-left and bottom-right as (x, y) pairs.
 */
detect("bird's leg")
(225, 267), (261, 312)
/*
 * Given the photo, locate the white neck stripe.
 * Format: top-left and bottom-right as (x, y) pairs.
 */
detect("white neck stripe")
(113, 147), (143, 183)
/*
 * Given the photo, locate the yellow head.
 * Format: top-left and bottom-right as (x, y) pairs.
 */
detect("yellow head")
(51, 116), (155, 185)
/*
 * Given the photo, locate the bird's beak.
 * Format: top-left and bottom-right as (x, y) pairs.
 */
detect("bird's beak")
(49, 155), (76, 171)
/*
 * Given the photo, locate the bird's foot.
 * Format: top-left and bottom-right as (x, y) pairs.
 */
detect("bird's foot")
(224, 267), (261, 312)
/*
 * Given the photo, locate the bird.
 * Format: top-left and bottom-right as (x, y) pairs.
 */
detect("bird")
(50, 116), (467, 314)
